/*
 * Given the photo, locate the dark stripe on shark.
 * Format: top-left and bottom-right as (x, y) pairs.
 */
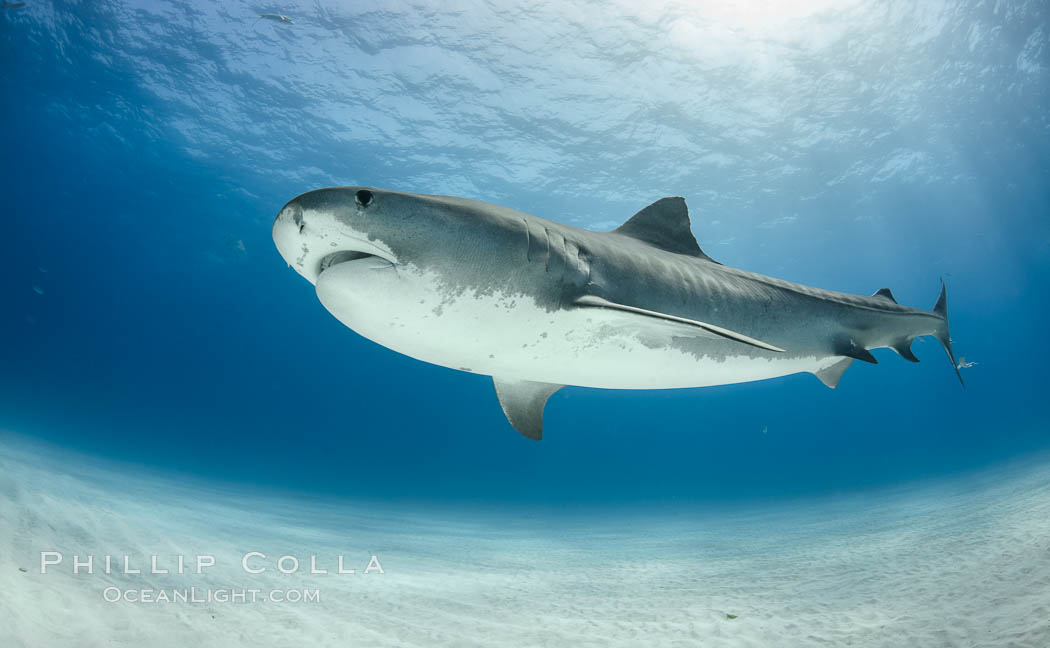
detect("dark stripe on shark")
(574, 295), (785, 353)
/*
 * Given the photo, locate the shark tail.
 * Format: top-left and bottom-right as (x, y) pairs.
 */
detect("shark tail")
(933, 279), (964, 387)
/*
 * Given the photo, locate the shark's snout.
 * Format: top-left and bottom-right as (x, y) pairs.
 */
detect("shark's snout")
(273, 200), (317, 283)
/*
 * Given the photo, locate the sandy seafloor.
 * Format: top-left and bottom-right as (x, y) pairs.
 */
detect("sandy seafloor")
(2, 433), (1048, 647)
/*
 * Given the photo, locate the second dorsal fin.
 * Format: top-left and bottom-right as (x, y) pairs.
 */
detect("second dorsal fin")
(613, 197), (718, 263)
(872, 288), (898, 303)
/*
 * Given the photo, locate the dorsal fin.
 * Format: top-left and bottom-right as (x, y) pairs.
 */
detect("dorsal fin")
(872, 288), (898, 303)
(613, 197), (718, 263)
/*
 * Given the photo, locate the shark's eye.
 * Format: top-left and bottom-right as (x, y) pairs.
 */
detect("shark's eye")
(356, 190), (373, 208)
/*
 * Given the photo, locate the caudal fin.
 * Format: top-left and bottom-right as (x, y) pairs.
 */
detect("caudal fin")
(933, 279), (964, 387)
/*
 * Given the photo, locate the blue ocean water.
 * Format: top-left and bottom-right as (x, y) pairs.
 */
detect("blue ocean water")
(1, 0), (1047, 512)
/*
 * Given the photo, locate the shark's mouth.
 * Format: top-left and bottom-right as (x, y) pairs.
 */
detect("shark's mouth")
(317, 249), (397, 278)
(318, 250), (375, 274)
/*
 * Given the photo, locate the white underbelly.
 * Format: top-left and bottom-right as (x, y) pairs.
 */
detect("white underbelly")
(315, 261), (833, 389)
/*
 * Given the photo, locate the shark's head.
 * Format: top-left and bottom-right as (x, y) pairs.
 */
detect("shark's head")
(273, 187), (415, 286)
(273, 186), (557, 291)
(273, 186), (574, 376)
(274, 186), (485, 354)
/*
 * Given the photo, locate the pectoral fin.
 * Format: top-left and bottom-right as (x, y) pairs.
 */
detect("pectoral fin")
(574, 295), (785, 353)
(492, 378), (564, 441)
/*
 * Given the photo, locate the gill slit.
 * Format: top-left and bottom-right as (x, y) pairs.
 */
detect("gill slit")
(543, 227), (551, 272)
(521, 217), (531, 262)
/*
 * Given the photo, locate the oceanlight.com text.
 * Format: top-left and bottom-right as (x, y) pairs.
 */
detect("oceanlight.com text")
(102, 587), (322, 604)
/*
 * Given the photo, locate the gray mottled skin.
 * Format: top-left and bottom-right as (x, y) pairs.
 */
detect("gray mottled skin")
(274, 187), (962, 439)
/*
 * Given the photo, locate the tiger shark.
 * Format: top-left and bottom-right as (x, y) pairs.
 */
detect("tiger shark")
(273, 187), (962, 440)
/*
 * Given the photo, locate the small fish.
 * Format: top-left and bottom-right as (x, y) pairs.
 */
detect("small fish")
(3, 1), (26, 9)
(32, 285), (44, 295)
(957, 356), (977, 369)
(258, 13), (293, 24)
